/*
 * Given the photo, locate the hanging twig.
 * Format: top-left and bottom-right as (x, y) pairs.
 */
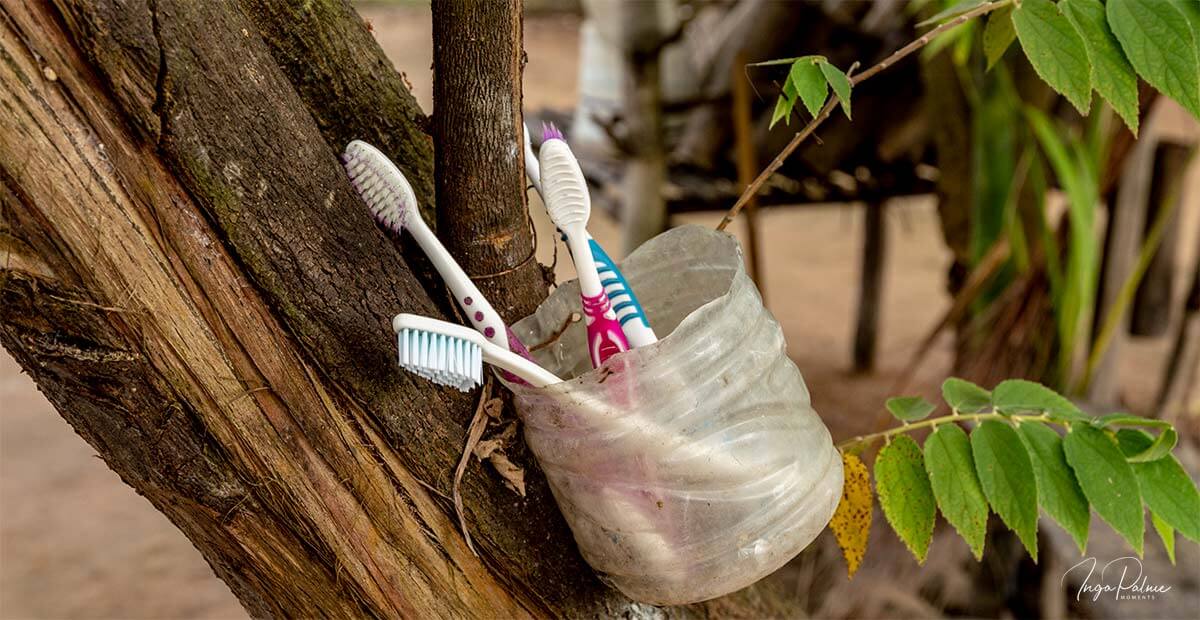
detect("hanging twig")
(453, 377), (493, 557)
(716, 0), (1012, 232)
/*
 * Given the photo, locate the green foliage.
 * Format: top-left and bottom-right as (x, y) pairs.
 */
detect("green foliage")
(1061, 0), (1140, 134)
(1116, 429), (1200, 542)
(1063, 425), (1144, 555)
(924, 424), (989, 558)
(789, 59), (827, 119)
(819, 61), (853, 120)
(1013, 0), (1092, 114)
(875, 436), (937, 562)
(1017, 421), (1090, 552)
(1025, 107), (1100, 386)
(982, 5), (1016, 69)
(886, 396), (937, 422)
(941, 378), (991, 413)
(1151, 513), (1176, 565)
(764, 56), (854, 128)
(991, 379), (1085, 421)
(1106, 0), (1200, 119)
(831, 378), (1196, 576)
(971, 420), (1040, 560)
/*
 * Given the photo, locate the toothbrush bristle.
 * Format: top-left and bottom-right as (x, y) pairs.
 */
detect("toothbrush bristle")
(541, 121), (564, 142)
(396, 328), (483, 392)
(341, 142), (419, 236)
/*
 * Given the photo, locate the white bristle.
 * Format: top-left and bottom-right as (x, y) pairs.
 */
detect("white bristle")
(395, 328), (483, 392)
(341, 141), (420, 235)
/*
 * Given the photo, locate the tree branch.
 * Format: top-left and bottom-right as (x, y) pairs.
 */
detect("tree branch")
(717, 0), (1012, 232)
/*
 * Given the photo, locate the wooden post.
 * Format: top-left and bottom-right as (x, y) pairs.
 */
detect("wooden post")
(732, 50), (764, 295)
(1159, 245), (1200, 422)
(618, 1), (668, 253)
(1089, 133), (1156, 404)
(854, 199), (886, 372)
(1131, 142), (1193, 336)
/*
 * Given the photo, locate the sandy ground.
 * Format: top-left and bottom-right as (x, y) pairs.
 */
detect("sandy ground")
(3, 4), (1198, 618)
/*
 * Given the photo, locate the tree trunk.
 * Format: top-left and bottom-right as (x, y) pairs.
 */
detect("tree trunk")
(0, 1), (806, 616)
(432, 0), (545, 320)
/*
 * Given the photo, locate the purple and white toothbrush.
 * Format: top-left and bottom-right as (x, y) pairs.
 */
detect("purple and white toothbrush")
(342, 140), (509, 350)
(538, 124), (630, 367)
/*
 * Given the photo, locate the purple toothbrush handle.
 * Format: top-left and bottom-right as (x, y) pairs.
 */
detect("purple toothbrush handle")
(582, 291), (629, 367)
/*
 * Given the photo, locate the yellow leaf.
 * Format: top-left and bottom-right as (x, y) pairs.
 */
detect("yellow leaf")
(829, 451), (872, 578)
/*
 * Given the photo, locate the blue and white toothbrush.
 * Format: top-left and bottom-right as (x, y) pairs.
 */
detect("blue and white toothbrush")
(523, 123), (658, 347)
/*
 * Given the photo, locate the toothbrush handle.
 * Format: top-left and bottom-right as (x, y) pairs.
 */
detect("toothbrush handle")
(589, 238), (658, 347)
(566, 233), (629, 366)
(581, 291), (629, 367)
(407, 217), (510, 350)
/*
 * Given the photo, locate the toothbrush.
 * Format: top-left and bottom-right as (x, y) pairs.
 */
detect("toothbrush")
(537, 124), (631, 366)
(393, 314), (561, 390)
(342, 140), (508, 350)
(393, 314), (750, 482)
(524, 123), (658, 347)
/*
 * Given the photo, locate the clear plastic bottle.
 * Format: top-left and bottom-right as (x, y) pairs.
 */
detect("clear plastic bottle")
(503, 225), (843, 605)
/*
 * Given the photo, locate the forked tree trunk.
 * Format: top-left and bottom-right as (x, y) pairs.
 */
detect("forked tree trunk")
(0, 1), (802, 616)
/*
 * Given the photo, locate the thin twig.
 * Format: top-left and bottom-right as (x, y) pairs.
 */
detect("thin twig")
(452, 377), (492, 557)
(837, 411), (1057, 451)
(717, 0), (1012, 231)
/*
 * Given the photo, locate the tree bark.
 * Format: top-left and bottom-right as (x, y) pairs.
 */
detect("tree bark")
(432, 0), (545, 320)
(0, 1), (808, 616)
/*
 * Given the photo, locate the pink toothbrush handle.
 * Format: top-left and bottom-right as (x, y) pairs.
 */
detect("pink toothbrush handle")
(582, 291), (629, 366)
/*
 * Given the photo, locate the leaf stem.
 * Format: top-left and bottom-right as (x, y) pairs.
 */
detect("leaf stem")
(716, 0), (1014, 232)
(836, 411), (1055, 451)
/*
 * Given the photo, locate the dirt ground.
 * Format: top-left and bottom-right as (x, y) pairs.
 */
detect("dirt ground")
(2, 5), (1198, 619)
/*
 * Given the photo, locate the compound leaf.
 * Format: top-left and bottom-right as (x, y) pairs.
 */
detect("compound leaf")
(972, 420), (1040, 561)
(924, 424), (989, 559)
(1116, 429), (1200, 543)
(1017, 421), (1091, 553)
(942, 377), (992, 413)
(1063, 425), (1144, 555)
(875, 435), (936, 563)
(830, 451), (872, 577)
(1107, 0), (1200, 119)
(1013, 0), (1093, 114)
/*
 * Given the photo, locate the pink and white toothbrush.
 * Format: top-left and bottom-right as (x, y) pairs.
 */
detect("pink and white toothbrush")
(538, 124), (630, 367)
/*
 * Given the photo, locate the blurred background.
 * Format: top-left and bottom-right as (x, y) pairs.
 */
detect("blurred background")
(3, 1), (1197, 618)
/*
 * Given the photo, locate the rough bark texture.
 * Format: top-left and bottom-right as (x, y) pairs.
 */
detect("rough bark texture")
(0, 3), (528, 615)
(431, 0), (545, 321)
(1, 0), (808, 616)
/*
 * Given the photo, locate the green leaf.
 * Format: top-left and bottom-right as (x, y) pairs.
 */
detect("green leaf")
(1012, 0), (1093, 114)
(924, 424), (989, 559)
(1116, 429), (1200, 543)
(1093, 413), (1173, 430)
(918, 0), (987, 27)
(971, 420), (1040, 561)
(1063, 425), (1144, 554)
(1151, 513), (1176, 565)
(875, 436), (937, 563)
(886, 396), (937, 422)
(1061, 0), (1140, 134)
(789, 58), (828, 119)
(818, 60), (853, 120)
(941, 378), (992, 413)
(1017, 421), (1091, 553)
(770, 94), (792, 128)
(1107, 0), (1200, 119)
(983, 5), (1017, 70)
(991, 379), (1086, 421)
(1126, 428), (1178, 463)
